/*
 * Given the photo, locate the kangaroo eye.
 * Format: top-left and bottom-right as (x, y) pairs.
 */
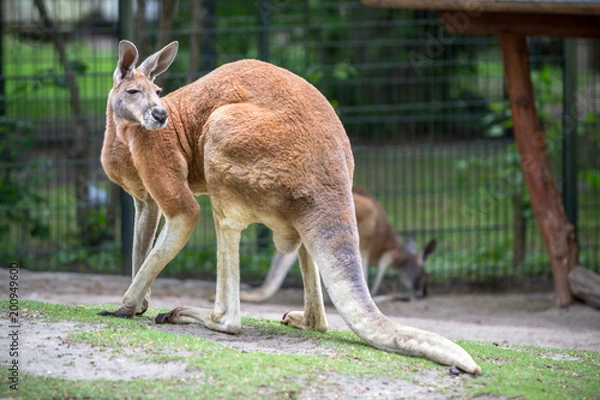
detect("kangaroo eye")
(126, 89), (140, 95)
(156, 89), (162, 96)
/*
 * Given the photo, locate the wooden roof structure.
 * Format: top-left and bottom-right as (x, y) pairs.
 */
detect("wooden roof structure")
(363, 0), (600, 306)
(363, 0), (600, 15)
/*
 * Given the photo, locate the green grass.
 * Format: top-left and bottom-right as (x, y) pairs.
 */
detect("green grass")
(1, 301), (599, 399)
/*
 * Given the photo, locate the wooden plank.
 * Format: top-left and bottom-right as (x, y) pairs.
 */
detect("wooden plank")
(569, 266), (600, 309)
(499, 32), (578, 307)
(441, 12), (600, 38)
(362, 0), (600, 16)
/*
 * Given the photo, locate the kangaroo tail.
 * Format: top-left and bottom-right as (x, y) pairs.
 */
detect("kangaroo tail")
(323, 249), (479, 373)
(303, 208), (481, 374)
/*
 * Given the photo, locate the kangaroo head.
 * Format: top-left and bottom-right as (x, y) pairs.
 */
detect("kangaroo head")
(394, 238), (436, 298)
(110, 40), (179, 130)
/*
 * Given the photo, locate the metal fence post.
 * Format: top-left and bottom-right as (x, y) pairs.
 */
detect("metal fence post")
(118, 0), (134, 40)
(202, 0), (216, 73)
(563, 38), (578, 236)
(120, 189), (134, 276)
(119, 0), (135, 276)
(0, 10), (4, 119)
(257, 0), (271, 62)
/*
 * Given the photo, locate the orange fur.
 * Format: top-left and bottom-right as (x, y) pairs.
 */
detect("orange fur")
(98, 40), (480, 374)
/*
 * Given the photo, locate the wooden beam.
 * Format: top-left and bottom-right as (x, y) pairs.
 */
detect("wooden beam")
(569, 266), (600, 309)
(499, 32), (578, 307)
(441, 12), (600, 38)
(363, 0), (600, 17)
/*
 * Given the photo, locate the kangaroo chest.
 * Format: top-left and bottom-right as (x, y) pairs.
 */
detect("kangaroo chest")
(101, 136), (148, 200)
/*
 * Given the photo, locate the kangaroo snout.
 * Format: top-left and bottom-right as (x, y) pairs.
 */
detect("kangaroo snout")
(151, 107), (168, 124)
(144, 106), (168, 129)
(414, 272), (428, 298)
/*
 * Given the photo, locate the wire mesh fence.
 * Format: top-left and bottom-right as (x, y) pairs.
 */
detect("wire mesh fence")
(1, 0), (599, 292)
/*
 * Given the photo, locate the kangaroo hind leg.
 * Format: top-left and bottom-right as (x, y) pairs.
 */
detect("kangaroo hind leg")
(156, 214), (244, 334)
(132, 197), (161, 315)
(281, 244), (329, 333)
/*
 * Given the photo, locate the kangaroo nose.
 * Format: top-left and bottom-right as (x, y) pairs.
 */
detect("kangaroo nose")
(151, 107), (168, 124)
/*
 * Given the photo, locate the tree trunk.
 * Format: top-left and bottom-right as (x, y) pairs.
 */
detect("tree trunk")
(500, 32), (578, 307)
(34, 0), (92, 245)
(158, 0), (177, 49)
(187, 1), (206, 83)
(135, 0), (149, 55)
(154, 0), (178, 88)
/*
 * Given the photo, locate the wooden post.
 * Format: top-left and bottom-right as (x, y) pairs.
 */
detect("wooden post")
(499, 32), (578, 306)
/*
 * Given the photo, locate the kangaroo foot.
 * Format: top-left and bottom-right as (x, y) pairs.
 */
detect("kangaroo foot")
(135, 307), (148, 316)
(281, 311), (328, 333)
(135, 299), (149, 316)
(154, 307), (193, 324)
(155, 310), (177, 324)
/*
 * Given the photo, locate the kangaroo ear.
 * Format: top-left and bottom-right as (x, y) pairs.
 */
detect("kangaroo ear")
(138, 41), (179, 82)
(422, 239), (437, 260)
(114, 40), (139, 84)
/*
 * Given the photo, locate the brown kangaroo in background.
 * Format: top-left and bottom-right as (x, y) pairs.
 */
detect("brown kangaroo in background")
(98, 40), (480, 374)
(241, 186), (436, 303)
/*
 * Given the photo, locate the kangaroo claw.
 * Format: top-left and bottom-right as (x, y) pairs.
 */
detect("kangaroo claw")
(155, 311), (174, 324)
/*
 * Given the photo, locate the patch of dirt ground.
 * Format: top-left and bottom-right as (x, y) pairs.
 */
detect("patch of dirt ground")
(1, 268), (599, 398)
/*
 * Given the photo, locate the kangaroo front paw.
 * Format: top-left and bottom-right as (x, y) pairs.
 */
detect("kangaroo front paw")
(97, 308), (134, 319)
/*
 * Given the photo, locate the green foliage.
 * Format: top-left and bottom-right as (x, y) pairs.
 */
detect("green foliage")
(482, 100), (513, 138)
(0, 117), (49, 248)
(580, 112), (600, 189)
(452, 66), (564, 269)
(583, 169), (600, 189)
(3, 38), (111, 120)
(455, 63), (600, 273)
(483, 65), (562, 139)
(80, 206), (115, 247)
(50, 246), (121, 274)
(33, 60), (89, 90)
(460, 65), (565, 220)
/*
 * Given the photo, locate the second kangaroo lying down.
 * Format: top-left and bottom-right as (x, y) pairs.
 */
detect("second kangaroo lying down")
(98, 40), (480, 374)
(241, 186), (436, 303)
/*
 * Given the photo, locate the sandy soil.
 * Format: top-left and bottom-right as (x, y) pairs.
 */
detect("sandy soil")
(1, 268), (599, 398)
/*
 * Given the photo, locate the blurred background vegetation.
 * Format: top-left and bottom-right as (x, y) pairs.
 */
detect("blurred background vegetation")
(1, 0), (599, 293)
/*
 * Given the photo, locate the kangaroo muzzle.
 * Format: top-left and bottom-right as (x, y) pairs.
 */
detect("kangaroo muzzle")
(144, 106), (169, 130)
